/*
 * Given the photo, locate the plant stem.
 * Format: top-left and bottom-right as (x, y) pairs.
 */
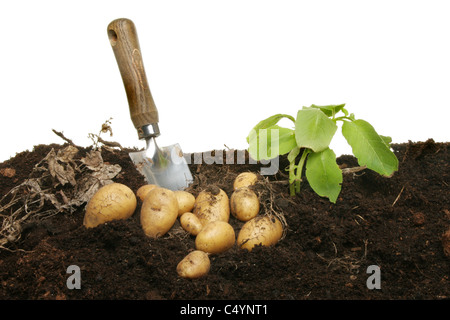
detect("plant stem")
(290, 148), (311, 196)
(333, 116), (353, 122)
(289, 180), (296, 196)
(289, 162), (297, 196)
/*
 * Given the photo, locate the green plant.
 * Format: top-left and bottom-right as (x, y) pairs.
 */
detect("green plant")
(247, 104), (399, 202)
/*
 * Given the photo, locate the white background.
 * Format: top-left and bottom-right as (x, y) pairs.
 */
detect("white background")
(1, 0), (449, 162)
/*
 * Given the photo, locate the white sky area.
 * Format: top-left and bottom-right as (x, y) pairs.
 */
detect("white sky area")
(1, 0), (449, 162)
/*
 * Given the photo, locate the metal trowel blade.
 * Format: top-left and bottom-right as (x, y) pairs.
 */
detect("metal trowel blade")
(129, 142), (193, 191)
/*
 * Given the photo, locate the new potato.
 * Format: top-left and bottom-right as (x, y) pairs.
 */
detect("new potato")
(177, 250), (211, 279)
(180, 212), (203, 236)
(136, 184), (157, 201)
(83, 183), (137, 228)
(230, 187), (260, 221)
(193, 186), (230, 226)
(140, 187), (179, 238)
(237, 215), (283, 251)
(174, 190), (196, 217)
(233, 172), (258, 190)
(195, 221), (235, 254)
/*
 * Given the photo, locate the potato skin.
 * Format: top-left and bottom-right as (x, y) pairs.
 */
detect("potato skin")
(180, 212), (203, 236)
(174, 190), (196, 217)
(177, 250), (211, 279)
(136, 184), (158, 201)
(237, 215), (283, 251)
(233, 172), (258, 190)
(83, 183), (137, 228)
(195, 221), (235, 254)
(140, 187), (179, 238)
(193, 186), (230, 226)
(230, 187), (260, 221)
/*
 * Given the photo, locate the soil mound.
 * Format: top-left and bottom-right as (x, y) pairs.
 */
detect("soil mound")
(0, 139), (448, 300)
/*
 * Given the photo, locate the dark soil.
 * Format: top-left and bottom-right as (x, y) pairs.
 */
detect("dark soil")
(0, 139), (449, 301)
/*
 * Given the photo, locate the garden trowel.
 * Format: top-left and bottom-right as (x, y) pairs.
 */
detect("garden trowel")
(107, 18), (193, 190)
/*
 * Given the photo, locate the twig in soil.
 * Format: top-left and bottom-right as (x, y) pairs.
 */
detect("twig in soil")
(341, 165), (367, 174)
(268, 180), (289, 185)
(363, 239), (368, 259)
(332, 241), (338, 256)
(354, 214), (368, 226)
(52, 129), (76, 146)
(392, 185), (405, 207)
(96, 136), (124, 151)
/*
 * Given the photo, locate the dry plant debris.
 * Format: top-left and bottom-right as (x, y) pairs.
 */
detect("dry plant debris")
(0, 145), (121, 250)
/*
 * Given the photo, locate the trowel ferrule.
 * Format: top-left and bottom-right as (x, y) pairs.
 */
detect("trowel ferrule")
(137, 123), (160, 140)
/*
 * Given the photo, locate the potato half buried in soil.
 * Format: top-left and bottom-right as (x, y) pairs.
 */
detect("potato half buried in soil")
(237, 215), (283, 251)
(193, 186), (230, 226)
(230, 187), (260, 221)
(83, 183), (137, 228)
(233, 172), (258, 190)
(177, 250), (211, 279)
(140, 187), (179, 238)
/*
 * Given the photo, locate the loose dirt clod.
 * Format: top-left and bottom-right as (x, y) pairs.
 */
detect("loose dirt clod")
(0, 168), (16, 178)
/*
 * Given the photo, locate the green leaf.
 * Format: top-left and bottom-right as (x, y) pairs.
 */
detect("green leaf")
(380, 135), (392, 147)
(341, 107), (349, 117)
(287, 146), (301, 164)
(342, 120), (399, 177)
(295, 108), (337, 152)
(309, 103), (346, 117)
(248, 125), (296, 161)
(305, 148), (342, 203)
(246, 114), (295, 143)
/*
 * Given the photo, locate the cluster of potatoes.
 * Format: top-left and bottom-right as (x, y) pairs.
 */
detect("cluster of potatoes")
(83, 172), (283, 279)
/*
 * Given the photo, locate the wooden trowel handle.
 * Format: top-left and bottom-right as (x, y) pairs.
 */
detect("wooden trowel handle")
(107, 18), (159, 136)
